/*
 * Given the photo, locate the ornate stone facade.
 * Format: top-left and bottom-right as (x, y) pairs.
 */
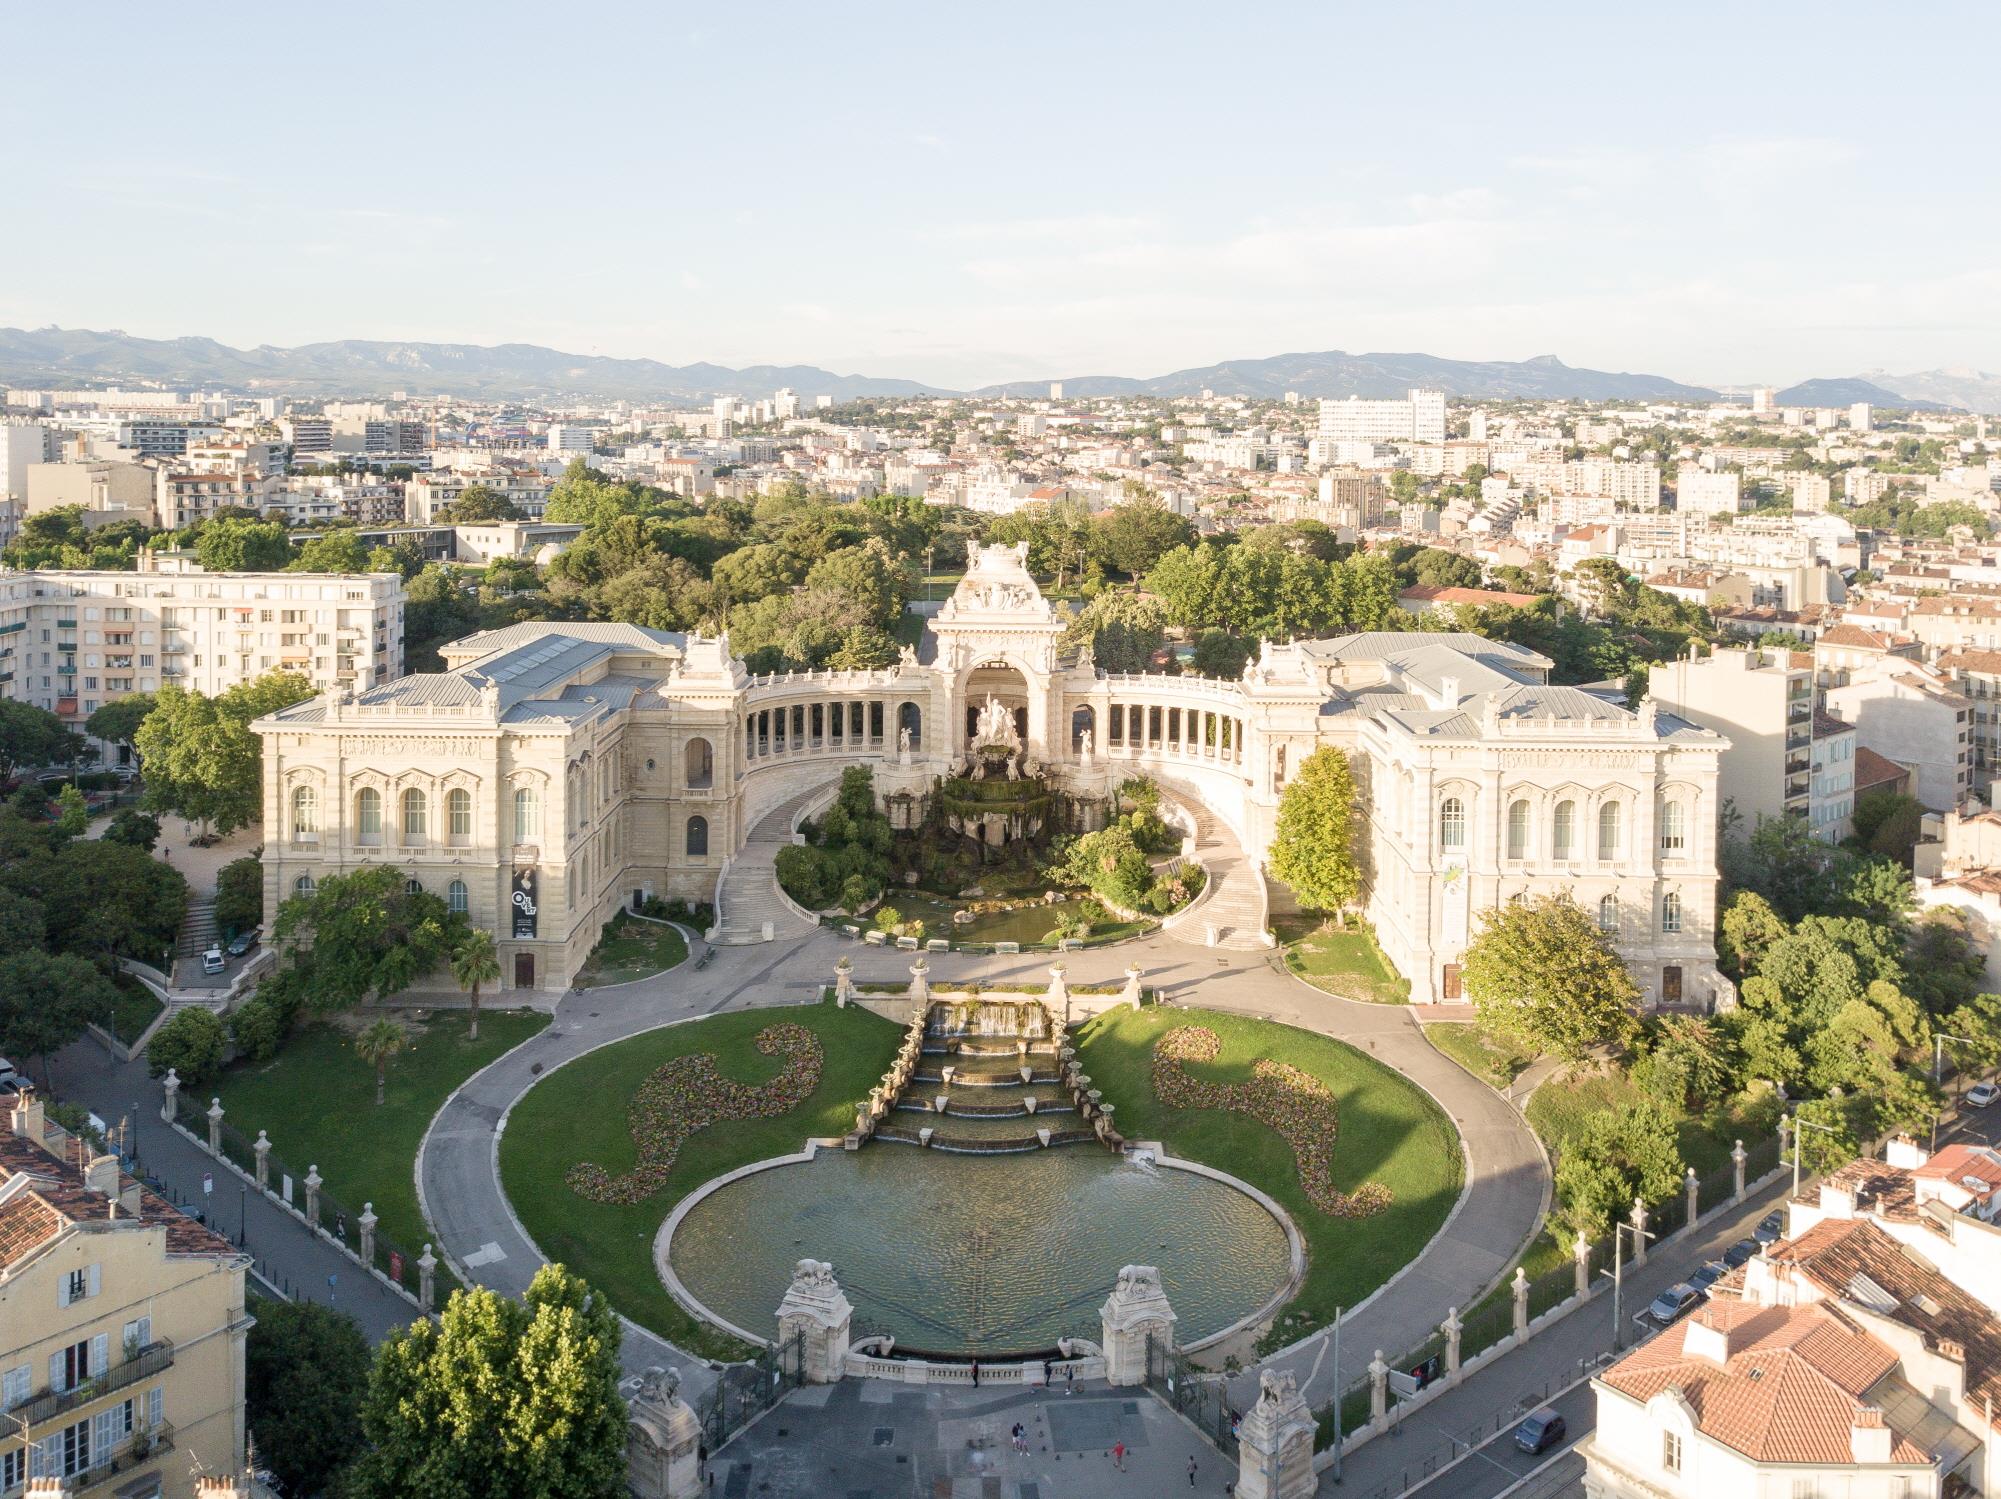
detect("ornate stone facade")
(254, 542), (1728, 1003)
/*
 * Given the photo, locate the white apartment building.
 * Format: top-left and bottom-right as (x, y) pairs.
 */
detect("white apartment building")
(279, 416), (333, 456)
(404, 474), (552, 523)
(1649, 646), (1815, 826)
(0, 420), (50, 501)
(1676, 466), (1743, 512)
(546, 424), (596, 455)
(1317, 390), (1447, 445)
(0, 558), (405, 730)
(1810, 709), (1857, 841)
(1514, 458), (1662, 508)
(1792, 472), (1833, 511)
(1827, 665), (1973, 812)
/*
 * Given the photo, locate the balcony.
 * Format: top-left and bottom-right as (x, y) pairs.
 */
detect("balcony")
(13, 1339), (175, 1426)
(56, 664), (76, 677)
(56, 639), (76, 652)
(55, 618), (76, 629)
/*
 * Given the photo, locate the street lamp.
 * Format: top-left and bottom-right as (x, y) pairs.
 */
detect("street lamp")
(129, 1100), (140, 1170)
(1790, 1113), (1841, 1200)
(1599, 1218), (1655, 1352)
(1935, 1033), (1976, 1085)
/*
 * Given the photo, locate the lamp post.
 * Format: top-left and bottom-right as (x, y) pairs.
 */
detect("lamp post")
(129, 1099), (140, 1169)
(1936, 1032), (1976, 1085)
(1790, 1112), (1841, 1200)
(1599, 1219), (1654, 1352)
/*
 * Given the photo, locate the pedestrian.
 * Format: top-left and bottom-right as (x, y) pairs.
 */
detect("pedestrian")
(1011, 1421), (1025, 1453)
(1066, 1367), (1075, 1396)
(1043, 1357), (1053, 1385)
(971, 1359), (980, 1387)
(1112, 1440), (1126, 1471)
(1189, 1453), (1199, 1486)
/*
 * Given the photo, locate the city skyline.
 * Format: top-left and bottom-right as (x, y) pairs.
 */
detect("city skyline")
(1, 1), (1996, 390)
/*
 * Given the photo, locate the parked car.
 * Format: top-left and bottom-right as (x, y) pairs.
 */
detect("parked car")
(1514, 1407), (1567, 1455)
(1689, 1259), (1730, 1292)
(0, 1056), (22, 1092)
(1754, 1211), (1785, 1245)
(202, 945), (226, 975)
(1722, 1239), (1757, 1267)
(1646, 1283), (1702, 1326)
(225, 927), (260, 959)
(1967, 1082), (1999, 1109)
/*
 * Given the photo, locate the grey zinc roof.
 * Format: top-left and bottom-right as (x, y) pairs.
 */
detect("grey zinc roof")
(452, 620), (686, 664)
(1302, 631), (1553, 676)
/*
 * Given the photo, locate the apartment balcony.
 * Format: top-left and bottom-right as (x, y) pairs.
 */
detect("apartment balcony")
(55, 639), (76, 652)
(56, 696), (77, 715)
(13, 1339), (175, 1427)
(56, 663), (76, 677)
(55, 617), (76, 629)
(106, 656), (134, 670)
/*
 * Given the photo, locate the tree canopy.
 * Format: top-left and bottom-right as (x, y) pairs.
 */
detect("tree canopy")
(1461, 893), (1641, 1061)
(271, 864), (466, 1010)
(1266, 748), (1362, 913)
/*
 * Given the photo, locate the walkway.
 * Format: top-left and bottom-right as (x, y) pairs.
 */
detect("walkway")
(1163, 803), (1269, 951)
(415, 792), (1549, 1403)
(711, 781), (835, 944)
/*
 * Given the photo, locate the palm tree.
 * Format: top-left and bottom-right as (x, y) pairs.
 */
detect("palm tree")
(355, 1020), (405, 1106)
(450, 928), (501, 1041)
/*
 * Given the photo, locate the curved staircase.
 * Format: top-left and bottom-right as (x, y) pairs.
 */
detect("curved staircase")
(709, 782), (836, 945)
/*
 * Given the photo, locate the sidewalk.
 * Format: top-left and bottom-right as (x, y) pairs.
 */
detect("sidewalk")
(50, 1038), (418, 1344)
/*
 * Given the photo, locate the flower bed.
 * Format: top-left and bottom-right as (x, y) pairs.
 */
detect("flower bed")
(1152, 1026), (1392, 1219)
(566, 1023), (824, 1204)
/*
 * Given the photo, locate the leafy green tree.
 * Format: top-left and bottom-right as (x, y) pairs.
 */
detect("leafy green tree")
(101, 808), (161, 850)
(145, 1005), (226, 1085)
(290, 528), (371, 574)
(355, 1019), (406, 1105)
(246, 1300), (372, 1497)
(1631, 1014), (1736, 1111)
(1462, 893), (1641, 1061)
(443, 484), (523, 522)
(824, 625), (900, 670)
(26, 839), (187, 964)
(1142, 543), (1221, 630)
(805, 541), (905, 625)
(1905, 911), (1988, 1016)
(1063, 589), (1167, 673)
(1190, 629), (1252, 680)
(1406, 548), (1484, 590)
(1719, 891), (1788, 977)
(195, 516), (294, 572)
(1266, 748), (1361, 914)
(0, 952), (119, 1085)
(215, 856), (263, 935)
(53, 784), (87, 837)
(86, 693), (155, 755)
(348, 1264), (625, 1499)
(1552, 1100), (1684, 1241)
(272, 864), (464, 1011)
(710, 542), (806, 605)
(1093, 498), (1193, 578)
(0, 699), (78, 781)
(135, 673), (313, 834)
(451, 927), (501, 1042)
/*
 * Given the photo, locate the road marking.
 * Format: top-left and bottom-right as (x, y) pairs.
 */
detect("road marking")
(464, 1241), (508, 1267)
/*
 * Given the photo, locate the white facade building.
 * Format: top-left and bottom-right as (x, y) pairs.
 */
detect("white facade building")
(1317, 390), (1447, 446)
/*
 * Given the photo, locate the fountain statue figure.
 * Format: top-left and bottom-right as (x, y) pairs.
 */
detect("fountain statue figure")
(973, 695), (1020, 752)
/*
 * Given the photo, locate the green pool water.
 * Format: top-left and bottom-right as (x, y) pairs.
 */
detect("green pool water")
(666, 1145), (1292, 1355)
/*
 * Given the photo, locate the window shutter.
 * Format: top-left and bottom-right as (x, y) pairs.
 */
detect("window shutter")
(90, 1334), (107, 1377)
(48, 1351), (65, 1394)
(146, 1386), (163, 1428)
(57, 1275), (71, 1309)
(86, 1264), (100, 1299)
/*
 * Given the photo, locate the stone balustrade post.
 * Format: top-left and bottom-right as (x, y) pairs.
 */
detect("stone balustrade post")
(253, 1130), (271, 1189)
(908, 958), (929, 1012)
(626, 1367), (702, 1499)
(304, 1165), (322, 1229)
(160, 1068), (179, 1124)
(1511, 1266), (1529, 1338)
(1732, 1138), (1747, 1202)
(1573, 1230), (1591, 1299)
(1368, 1350), (1389, 1422)
(775, 1259), (854, 1383)
(359, 1203), (377, 1268)
(1685, 1167), (1700, 1228)
(1100, 1265), (1176, 1386)
(1778, 1114), (1792, 1169)
(418, 1243), (437, 1312)
(1442, 1306), (1463, 1378)
(834, 957), (853, 1007)
(206, 1097), (223, 1156)
(1046, 963), (1069, 1020)
(1234, 1369), (1316, 1499)
(1630, 1197), (1649, 1266)
(1122, 964), (1144, 1006)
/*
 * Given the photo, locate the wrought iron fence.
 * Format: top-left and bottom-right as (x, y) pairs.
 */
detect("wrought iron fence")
(699, 1331), (806, 1453)
(1145, 1332), (1238, 1456)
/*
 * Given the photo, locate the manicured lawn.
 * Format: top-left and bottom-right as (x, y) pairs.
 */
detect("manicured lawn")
(1422, 1019), (1536, 1089)
(576, 913), (688, 988)
(1525, 1068), (1779, 1178)
(213, 1010), (550, 1290)
(1277, 915), (1410, 1004)
(497, 997), (902, 1360)
(108, 973), (165, 1046)
(1073, 1004), (1462, 1352)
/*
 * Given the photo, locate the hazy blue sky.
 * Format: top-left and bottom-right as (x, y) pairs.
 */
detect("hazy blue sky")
(3, 1), (1995, 389)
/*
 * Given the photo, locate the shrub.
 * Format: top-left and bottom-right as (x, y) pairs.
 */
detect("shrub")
(214, 856), (264, 936)
(147, 1007), (226, 1084)
(227, 997), (287, 1063)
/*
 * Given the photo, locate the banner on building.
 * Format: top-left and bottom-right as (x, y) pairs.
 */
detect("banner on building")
(512, 867), (538, 939)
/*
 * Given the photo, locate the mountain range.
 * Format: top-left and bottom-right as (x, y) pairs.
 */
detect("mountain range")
(0, 325), (1989, 411)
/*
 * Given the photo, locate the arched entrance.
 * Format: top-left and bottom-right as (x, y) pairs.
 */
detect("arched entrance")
(961, 662), (1030, 750)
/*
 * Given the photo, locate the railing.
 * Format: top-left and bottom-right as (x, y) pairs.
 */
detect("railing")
(13, 1340), (175, 1426)
(699, 1330), (805, 1453)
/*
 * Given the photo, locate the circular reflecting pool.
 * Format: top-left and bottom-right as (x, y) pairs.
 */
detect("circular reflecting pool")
(666, 1145), (1293, 1355)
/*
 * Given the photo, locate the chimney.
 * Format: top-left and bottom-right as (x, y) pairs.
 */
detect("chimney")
(25, 1477), (73, 1497)
(85, 1153), (121, 1199)
(9, 1086), (44, 1147)
(195, 1479), (250, 1499)
(1819, 1181), (1858, 1218)
(1682, 1306), (1736, 1367)
(1438, 674), (1461, 706)
(1886, 1134), (1929, 1170)
(1850, 1407), (1892, 1464)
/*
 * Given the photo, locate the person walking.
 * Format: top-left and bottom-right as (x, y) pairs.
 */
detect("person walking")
(1065, 1367), (1075, 1396)
(1188, 1454), (1199, 1486)
(1112, 1441), (1126, 1471)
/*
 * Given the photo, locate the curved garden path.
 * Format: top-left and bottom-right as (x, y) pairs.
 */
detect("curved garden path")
(416, 799), (1548, 1406)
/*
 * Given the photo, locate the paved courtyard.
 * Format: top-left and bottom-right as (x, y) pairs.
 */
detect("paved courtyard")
(709, 1380), (1232, 1498)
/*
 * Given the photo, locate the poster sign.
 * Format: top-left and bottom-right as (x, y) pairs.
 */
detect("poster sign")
(202, 1173), (213, 1197)
(511, 867), (538, 939)
(389, 1250), (403, 1283)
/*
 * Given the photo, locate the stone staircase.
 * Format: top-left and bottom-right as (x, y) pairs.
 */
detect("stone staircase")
(710, 783), (837, 945)
(174, 898), (219, 963)
(1164, 808), (1271, 951)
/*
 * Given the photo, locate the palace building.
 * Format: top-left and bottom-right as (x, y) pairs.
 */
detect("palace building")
(253, 543), (1729, 1005)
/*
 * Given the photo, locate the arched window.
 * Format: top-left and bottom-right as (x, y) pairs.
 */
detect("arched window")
(448, 878), (468, 915)
(1553, 800), (1575, 860)
(291, 785), (318, 843)
(404, 878), (423, 896)
(513, 786), (540, 843)
(686, 815), (708, 857)
(401, 788), (428, 845)
(1598, 893), (1620, 934)
(1598, 801), (1622, 860)
(294, 874), (315, 897)
(1439, 796), (1467, 853)
(1662, 891), (1683, 934)
(1506, 799), (1529, 861)
(354, 787), (382, 846)
(447, 788), (472, 844)
(685, 737), (714, 789)
(1659, 800), (1685, 853)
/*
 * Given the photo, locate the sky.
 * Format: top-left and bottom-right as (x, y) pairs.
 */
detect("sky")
(2, 0), (1997, 391)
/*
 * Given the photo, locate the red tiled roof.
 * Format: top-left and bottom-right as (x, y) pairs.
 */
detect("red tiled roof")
(1852, 746), (1910, 795)
(1398, 584), (1540, 608)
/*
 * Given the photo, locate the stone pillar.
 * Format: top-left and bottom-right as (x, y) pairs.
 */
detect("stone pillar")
(908, 958), (929, 1010)
(253, 1130), (271, 1189)
(1685, 1167), (1700, 1228)
(304, 1165), (322, 1229)
(1732, 1138), (1747, 1203)
(359, 1204), (377, 1267)
(206, 1097), (223, 1156)
(775, 1259), (854, 1383)
(160, 1068), (180, 1124)
(626, 1366), (703, 1499)
(418, 1243), (437, 1312)
(1121, 964), (1143, 1006)
(1046, 963), (1069, 1017)
(1233, 1368), (1317, 1499)
(1442, 1306), (1463, 1378)
(1511, 1266), (1530, 1338)
(834, 957), (853, 1007)
(1099, 1264), (1177, 1386)
(1368, 1350), (1389, 1422)
(1778, 1114), (1792, 1169)
(1630, 1198), (1649, 1266)
(1573, 1230), (1592, 1299)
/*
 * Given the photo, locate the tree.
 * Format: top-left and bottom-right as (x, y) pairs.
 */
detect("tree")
(290, 528), (371, 574)
(1266, 748), (1361, 914)
(101, 808), (161, 850)
(1143, 544), (1222, 630)
(1552, 1100), (1684, 1240)
(0, 952), (119, 1085)
(214, 856), (263, 936)
(1094, 498), (1193, 578)
(451, 928), (500, 1041)
(1719, 891), (1788, 977)
(349, 1264), (625, 1499)
(355, 1020), (406, 1105)
(135, 673), (314, 835)
(145, 1005), (226, 1085)
(1462, 893), (1642, 1061)
(1190, 629), (1252, 680)
(86, 693), (155, 754)
(27, 839), (188, 964)
(1063, 589), (1167, 673)
(247, 1300), (372, 1497)
(272, 864), (464, 1010)
(0, 699), (77, 781)
(444, 484), (523, 522)
(195, 516), (294, 572)
(53, 784), (87, 838)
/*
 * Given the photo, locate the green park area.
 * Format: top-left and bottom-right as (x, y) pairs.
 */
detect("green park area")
(575, 913), (689, 988)
(1274, 914), (1410, 1004)
(497, 998), (901, 1359)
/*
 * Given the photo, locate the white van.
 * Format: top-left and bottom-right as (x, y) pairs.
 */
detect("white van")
(202, 945), (226, 975)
